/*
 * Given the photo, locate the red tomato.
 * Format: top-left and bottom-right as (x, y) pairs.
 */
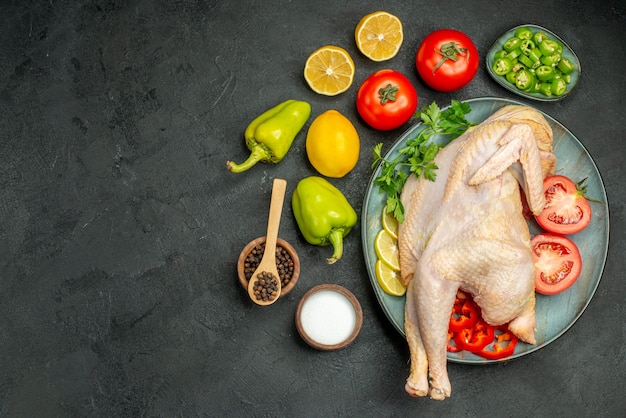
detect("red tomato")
(531, 233), (583, 295)
(356, 69), (418, 131)
(415, 29), (479, 92)
(535, 175), (592, 235)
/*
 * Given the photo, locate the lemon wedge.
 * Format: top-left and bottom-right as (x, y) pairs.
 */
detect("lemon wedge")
(381, 205), (399, 240)
(374, 229), (400, 271)
(304, 45), (355, 96)
(355, 11), (403, 61)
(375, 259), (406, 296)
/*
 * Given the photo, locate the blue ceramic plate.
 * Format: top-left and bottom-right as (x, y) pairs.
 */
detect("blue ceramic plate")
(362, 97), (609, 364)
(486, 24), (581, 101)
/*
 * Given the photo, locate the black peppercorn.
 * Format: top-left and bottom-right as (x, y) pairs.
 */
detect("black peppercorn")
(244, 242), (294, 288)
(252, 271), (279, 302)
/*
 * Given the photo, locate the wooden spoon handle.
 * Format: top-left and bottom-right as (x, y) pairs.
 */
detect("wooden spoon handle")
(262, 178), (287, 258)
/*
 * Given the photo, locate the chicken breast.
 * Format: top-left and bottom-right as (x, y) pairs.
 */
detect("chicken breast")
(398, 105), (555, 400)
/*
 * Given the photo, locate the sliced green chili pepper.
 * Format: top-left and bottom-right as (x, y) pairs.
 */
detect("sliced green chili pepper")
(539, 39), (562, 56)
(535, 65), (556, 81)
(494, 50), (507, 60)
(539, 82), (553, 97)
(551, 78), (567, 96)
(493, 57), (514, 75)
(506, 48), (523, 60)
(503, 37), (521, 52)
(527, 79), (542, 93)
(505, 70), (518, 84)
(529, 47), (543, 62)
(518, 54), (534, 68)
(515, 69), (535, 91)
(540, 53), (561, 66)
(533, 32), (548, 45)
(491, 27), (576, 97)
(512, 62), (525, 73)
(557, 56), (576, 74)
(520, 39), (536, 56)
(514, 27), (534, 40)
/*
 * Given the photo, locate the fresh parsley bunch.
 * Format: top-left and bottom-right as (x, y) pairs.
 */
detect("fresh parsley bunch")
(372, 100), (476, 223)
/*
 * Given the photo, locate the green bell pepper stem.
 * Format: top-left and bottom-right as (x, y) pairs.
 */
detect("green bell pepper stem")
(226, 141), (271, 173)
(327, 229), (345, 264)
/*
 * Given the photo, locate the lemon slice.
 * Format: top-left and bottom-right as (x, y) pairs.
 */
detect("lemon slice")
(374, 229), (400, 271)
(381, 205), (399, 239)
(304, 45), (355, 96)
(375, 259), (406, 296)
(355, 11), (403, 61)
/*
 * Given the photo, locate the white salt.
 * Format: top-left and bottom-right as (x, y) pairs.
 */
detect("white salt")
(300, 289), (357, 345)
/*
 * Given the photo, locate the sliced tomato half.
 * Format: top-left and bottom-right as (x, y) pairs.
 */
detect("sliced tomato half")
(535, 175), (592, 235)
(531, 233), (583, 295)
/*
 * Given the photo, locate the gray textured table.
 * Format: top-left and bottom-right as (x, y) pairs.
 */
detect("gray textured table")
(1, 1), (625, 416)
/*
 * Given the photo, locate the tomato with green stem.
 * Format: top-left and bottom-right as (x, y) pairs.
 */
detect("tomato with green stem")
(415, 29), (479, 92)
(356, 69), (418, 131)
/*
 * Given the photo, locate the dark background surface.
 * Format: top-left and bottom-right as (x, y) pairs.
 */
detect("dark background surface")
(1, 1), (625, 416)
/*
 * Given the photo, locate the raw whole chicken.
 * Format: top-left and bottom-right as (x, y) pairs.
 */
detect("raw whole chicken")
(398, 105), (556, 400)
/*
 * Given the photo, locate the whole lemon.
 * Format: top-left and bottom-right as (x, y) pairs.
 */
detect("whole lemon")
(305, 110), (360, 178)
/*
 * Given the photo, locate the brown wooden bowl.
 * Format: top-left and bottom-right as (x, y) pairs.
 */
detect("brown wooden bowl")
(295, 284), (363, 351)
(237, 236), (300, 298)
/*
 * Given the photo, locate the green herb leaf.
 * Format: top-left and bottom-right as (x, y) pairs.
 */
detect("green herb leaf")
(372, 100), (476, 222)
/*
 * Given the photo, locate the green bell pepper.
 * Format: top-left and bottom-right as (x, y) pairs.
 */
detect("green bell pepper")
(227, 99), (311, 173)
(292, 176), (357, 264)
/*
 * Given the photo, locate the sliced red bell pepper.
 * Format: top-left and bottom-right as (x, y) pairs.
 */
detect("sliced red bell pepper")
(449, 296), (479, 332)
(476, 325), (519, 360)
(453, 319), (495, 352)
(446, 331), (462, 353)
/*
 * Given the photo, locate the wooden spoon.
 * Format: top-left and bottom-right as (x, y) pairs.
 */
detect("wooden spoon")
(247, 178), (287, 306)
